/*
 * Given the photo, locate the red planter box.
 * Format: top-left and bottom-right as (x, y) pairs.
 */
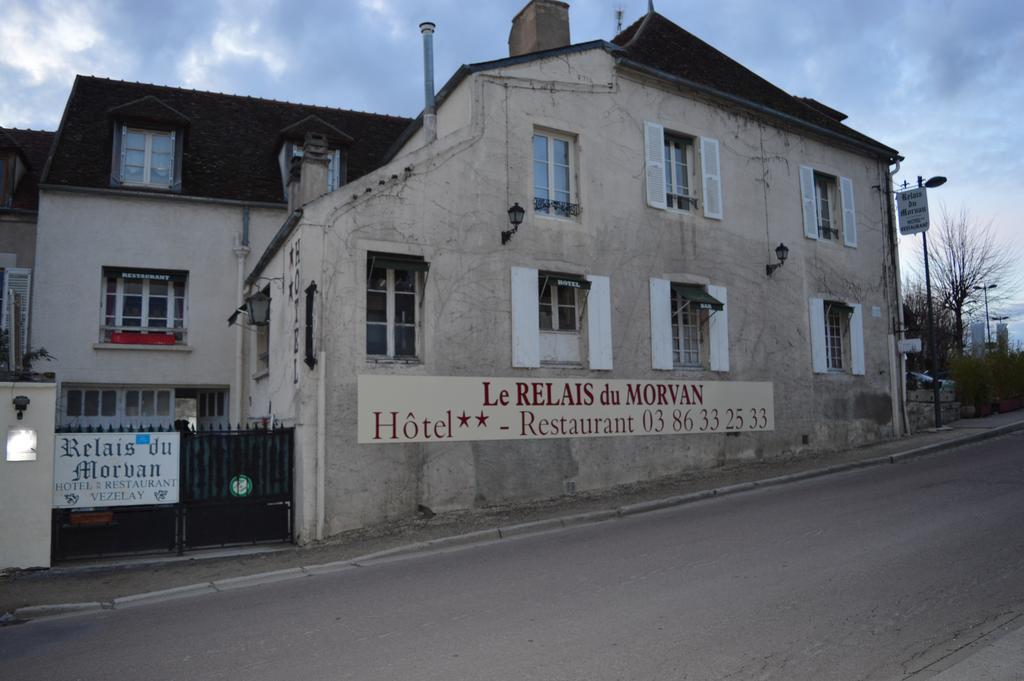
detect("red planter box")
(994, 398), (1023, 413)
(977, 403), (993, 418)
(110, 331), (176, 345)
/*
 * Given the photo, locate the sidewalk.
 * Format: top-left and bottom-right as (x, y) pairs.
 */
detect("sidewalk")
(3, 411), (1023, 622)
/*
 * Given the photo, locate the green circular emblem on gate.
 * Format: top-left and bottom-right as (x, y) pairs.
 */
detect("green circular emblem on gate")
(229, 474), (253, 498)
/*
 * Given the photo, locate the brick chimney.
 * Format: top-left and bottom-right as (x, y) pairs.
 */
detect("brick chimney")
(509, 0), (570, 57)
(287, 131), (329, 213)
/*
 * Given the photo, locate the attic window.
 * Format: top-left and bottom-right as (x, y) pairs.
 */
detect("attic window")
(116, 127), (177, 189)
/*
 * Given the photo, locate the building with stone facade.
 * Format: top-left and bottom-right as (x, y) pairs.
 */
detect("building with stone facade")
(244, 2), (904, 540)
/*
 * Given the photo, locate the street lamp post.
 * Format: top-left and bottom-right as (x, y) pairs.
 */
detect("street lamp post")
(973, 283), (996, 350)
(918, 175), (946, 428)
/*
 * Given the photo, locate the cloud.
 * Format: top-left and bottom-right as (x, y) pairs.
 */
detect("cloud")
(177, 2), (288, 89)
(358, 0), (412, 42)
(0, 0), (111, 84)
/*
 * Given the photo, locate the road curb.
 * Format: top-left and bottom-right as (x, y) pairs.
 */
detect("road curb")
(11, 419), (1024, 621)
(113, 583), (217, 609)
(211, 567), (309, 591)
(12, 601), (105, 619)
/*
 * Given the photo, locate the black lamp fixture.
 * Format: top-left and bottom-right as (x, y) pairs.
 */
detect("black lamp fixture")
(502, 203), (526, 245)
(765, 242), (789, 277)
(12, 395), (30, 420)
(245, 290), (271, 326)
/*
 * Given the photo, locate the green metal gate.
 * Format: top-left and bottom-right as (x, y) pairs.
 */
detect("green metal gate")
(181, 427), (294, 549)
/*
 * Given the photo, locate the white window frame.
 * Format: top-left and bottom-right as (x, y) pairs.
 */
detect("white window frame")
(366, 263), (420, 359)
(825, 304), (848, 370)
(539, 276), (580, 333)
(671, 286), (706, 367)
(664, 135), (696, 212)
(120, 127), (175, 188)
(62, 386), (174, 427)
(814, 172), (839, 241)
(800, 166), (857, 247)
(809, 298), (865, 375)
(532, 130), (578, 219)
(102, 270), (188, 344)
(644, 122), (722, 219)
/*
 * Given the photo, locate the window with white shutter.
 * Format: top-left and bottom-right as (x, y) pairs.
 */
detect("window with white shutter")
(651, 279), (726, 371)
(810, 297), (864, 375)
(644, 122), (724, 218)
(1, 267), (31, 358)
(800, 166), (857, 247)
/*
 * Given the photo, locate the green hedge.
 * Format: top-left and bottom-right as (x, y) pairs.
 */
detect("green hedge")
(948, 351), (1024, 407)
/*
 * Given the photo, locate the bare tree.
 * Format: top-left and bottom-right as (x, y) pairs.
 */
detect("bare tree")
(910, 205), (1020, 353)
(902, 280), (956, 372)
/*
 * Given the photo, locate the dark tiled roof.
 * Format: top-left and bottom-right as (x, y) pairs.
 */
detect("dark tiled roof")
(45, 76), (412, 204)
(1, 128), (55, 212)
(612, 13), (896, 157)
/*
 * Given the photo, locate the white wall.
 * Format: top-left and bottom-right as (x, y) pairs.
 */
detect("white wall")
(33, 190), (284, 423)
(0, 381), (56, 569)
(254, 48), (901, 534)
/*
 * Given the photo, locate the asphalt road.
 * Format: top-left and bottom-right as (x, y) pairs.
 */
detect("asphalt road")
(3, 433), (1023, 681)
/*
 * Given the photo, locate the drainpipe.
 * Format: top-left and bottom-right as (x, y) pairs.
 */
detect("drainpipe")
(316, 349), (326, 540)
(231, 206), (251, 427)
(420, 22), (437, 144)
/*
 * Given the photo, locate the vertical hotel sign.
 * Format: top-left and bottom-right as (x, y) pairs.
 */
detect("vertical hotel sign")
(358, 376), (773, 444)
(53, 432), (180, 508)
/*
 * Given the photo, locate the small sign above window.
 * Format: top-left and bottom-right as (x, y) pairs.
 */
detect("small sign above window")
(674, 285), (724, 311)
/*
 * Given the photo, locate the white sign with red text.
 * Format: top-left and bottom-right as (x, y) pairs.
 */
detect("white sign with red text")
(358, 376), (774, 444)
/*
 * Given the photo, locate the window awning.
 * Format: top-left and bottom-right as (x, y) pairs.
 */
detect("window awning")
(105, 268), (187, 282)
(675, 284), (724, 311)
(826, 301), (855, 314)
(367, 257), (430, 273)
(541, 272), (592, 291)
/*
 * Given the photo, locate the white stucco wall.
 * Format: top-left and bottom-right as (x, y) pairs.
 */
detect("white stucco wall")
(254, 48), (901, 534)
(33, 190), (284, 423)
(0, 381), (56, 569)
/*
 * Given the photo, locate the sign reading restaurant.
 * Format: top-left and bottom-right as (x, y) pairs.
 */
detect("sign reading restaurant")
(53, 432), (180, 509)
(358, 376), (774, 444)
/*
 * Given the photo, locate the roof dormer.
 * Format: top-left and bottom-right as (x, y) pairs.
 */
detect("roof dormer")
(278, 115), (351, 197)
(107, 96), (190, 192)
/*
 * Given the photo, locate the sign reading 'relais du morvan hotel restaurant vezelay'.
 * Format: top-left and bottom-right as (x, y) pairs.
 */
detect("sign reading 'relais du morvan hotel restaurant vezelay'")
(32, 2), (903, 540)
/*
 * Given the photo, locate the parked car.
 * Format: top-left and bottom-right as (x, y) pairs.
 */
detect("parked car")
(907, 372), (956, 391)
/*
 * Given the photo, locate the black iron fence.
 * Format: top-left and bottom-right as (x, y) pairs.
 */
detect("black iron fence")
(52, 424), (294, 560)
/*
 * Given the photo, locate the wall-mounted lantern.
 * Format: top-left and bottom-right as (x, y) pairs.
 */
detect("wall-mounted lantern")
(765, 242), (789, 277)
(12, 395), (30, 420)
(245, 291), (271, 326)
(501, 203), (526, 245)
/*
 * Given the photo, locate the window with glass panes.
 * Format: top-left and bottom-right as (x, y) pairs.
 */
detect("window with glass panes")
(670, 287), (702, 366)
(826, 306), (846, 370)
(814, 173), (838, 240)
(124, 388), (172, 420)
(65, 388), (118, 420)
(61, 386), (173, 426)
(122, 128), (174, 187)
(664, 136), (694, 210)
(533, 132), (574, 217)
(539, 277), (578, 332)
(366, 262), (418, 358)
(103, 270), (187, 342)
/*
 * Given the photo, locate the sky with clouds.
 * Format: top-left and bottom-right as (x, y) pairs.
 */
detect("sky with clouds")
(2, 0), (1022, 342)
